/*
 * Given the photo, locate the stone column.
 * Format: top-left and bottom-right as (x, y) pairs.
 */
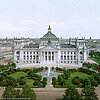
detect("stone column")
(41, 52), (42, 63)
(51, 51), (52, 62)
(47, 51), (48, 63)
(44, 51), (45, 63)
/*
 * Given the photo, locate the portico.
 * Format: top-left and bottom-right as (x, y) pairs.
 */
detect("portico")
(40, 45), (58, 64)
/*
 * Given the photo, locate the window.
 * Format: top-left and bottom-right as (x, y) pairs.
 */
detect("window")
(64, 61), (66, 63)
(45, 56), (47, 60)
(80, 51), (83, 55)
(27, 55), (29, 60)
(17, 56), (19, 60)
(30, 52), (32, 54)
(71, 56), (72, 60)
(67, 56), (69, 60)
(52, 52), (54, 54)
(16, 51), (20, 54)
(33, 56), (35, 60)
(24, 55), (25, 60)
(74, 56), (76, 60)
(64, 52), (66, 54)
(71, 61), (72, 63)
(68, 52), (69, 54)
(67, 61), (69, 63)
(61, 61), (63, 63)
(52, 56), (54, 60)
(64, 56), (66, 60)
(61, 56), (63, 60)
(30, 55), (32, 60)
(24, 52), (25, 54)
(27, 52), (29, 54)
(36, 55), (38, 60)
(71, 52), (72, 54)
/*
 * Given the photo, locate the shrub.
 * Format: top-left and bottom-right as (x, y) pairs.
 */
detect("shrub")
(72, 78), (80, 85)
(19, 80), (26, 85)
(33, 80), (40, 86)
(51, 66), (54, 70)
(52, 77), (56, 81)
(43, 77), (47, 81)
(42, 80), (47, 87)
(45, 66), (48, 70)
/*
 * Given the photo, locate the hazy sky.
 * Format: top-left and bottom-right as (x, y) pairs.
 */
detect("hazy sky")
(0, 0), (100, 39)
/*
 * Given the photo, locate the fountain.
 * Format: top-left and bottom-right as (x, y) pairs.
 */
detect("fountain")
(48, 67), (50, 76)
(42, 67), (56, 78)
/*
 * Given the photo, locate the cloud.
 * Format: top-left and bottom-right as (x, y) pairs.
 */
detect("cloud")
(49, 22), (68, 29)
(75, 17), (91, 24)
(94, 17), (100, 22)
(0, 21), (32, 33)
(22, 20), (36, 25)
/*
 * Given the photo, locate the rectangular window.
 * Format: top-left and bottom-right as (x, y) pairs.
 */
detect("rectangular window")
(52, 56), (54, 60)
(64, 56), (66, 60)
(61, 56), (63, 60)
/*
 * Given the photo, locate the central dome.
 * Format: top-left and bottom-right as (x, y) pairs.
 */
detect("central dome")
(41, 25), (58, 40)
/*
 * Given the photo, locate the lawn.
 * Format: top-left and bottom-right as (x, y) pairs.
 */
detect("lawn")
(9, 72), (27, 78)
(55, 72), (90, 88)
(9, 72), (44, 88)
(90, 57), (100, 64)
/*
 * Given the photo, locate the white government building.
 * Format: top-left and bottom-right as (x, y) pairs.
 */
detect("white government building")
(13, 25), (87, 68)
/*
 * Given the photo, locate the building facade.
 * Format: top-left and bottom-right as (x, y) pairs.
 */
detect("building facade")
(13, 25), (87, 67)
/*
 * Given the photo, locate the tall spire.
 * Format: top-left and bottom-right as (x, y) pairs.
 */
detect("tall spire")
(48, 25), (51, 30)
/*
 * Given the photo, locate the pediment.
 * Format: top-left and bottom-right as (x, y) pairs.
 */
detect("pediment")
(40, 45), (58, 51)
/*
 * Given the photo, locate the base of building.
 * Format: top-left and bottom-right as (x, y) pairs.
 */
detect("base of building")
(16, 63), (82, 69)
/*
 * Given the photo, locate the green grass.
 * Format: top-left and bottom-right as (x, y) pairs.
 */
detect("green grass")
(9, 72), (44, 88)
(55, 72), (90, 88)
(9, 72), (27, 78)
(90, 57), (100, 64)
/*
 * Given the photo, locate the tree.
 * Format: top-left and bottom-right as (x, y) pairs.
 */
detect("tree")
(37, 75), (42, 81)
(45, 66), (48, 70)
(11, 63), (16, 69)
(40, 67), (44, 70)
(3, 86), (36, 100)
(82, 79), (91, 87)
(21, 85), (36, 100)
(42, 80), (47, 87)
(52, 77), (56, 87)
(51, 66), (54, 70)
(52, 80), (56, 87)
(3, 86), (16, 98)
(63, 87), (82, 100)
(60, 79), (66, 86)
(58, 75), (63, 82)
(52, 77), (56, 81)
(82, 85), (98, 100)
(33, 80), (40, 86)
(43, 77), (47, 81)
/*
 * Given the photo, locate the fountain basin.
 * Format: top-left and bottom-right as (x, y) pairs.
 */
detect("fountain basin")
(42, 73), (56, 78)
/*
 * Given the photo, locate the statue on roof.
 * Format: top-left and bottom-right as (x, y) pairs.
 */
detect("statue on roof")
(48, 25), (51, 30)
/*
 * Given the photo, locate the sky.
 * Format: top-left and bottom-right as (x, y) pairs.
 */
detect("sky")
(0, 0), (100, 39)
